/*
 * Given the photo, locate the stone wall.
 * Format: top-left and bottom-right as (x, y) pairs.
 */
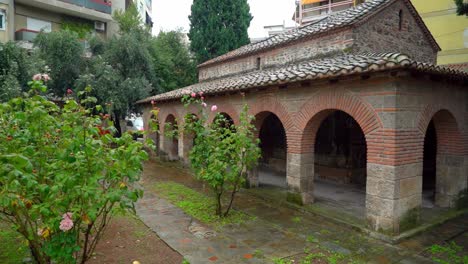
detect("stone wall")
(143, 72), (467, 234)
(198, 0), (438, 82)
(352, 0), (437, 64)
(198, 30), (354, 82)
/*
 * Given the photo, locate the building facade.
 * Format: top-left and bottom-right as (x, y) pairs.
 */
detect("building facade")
(294, 0), (366, 25)
(411, 0), (468, 70)
(139, 0), (468, 235)
(0, 0), (153, 46)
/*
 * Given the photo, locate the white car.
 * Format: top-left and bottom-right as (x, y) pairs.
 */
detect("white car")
(126, 117), (144, 139)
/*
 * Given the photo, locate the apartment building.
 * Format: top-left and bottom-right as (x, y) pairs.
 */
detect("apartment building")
(0, 0), (153, 46)
(411, 0), (468, 70)
(126, 0), (153, 27)
(294, 0), (366, 25)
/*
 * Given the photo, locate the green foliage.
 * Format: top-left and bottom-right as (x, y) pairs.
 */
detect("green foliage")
(113, 3), (146, 34)
(182, 93), (260, 217)
(455, 0), (468, 16)
(0, 42), (42, 101)
(0, 78), (149, 263)
(151, 30), (197, 92)
(0, 222), (29, 262)
(153, 182), (251, 227)
(429, 242), (468, 264)
(61, 20), (93, 39)
(188, 0), (253, 63)
(34, 30), (84, 97)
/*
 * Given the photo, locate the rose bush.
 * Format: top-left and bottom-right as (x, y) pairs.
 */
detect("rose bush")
(0, 75), (150, 263)
(181, 93), (260, 217)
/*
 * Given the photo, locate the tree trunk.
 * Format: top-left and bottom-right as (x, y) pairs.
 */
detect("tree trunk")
(216, 192), (222, 216)
(113, 111), (122, 137)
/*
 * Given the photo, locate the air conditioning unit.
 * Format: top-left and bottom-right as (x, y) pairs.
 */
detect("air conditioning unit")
(94, 21), (105, 32)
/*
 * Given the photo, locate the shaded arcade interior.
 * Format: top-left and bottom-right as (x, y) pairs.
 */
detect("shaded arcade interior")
(256, 111), (368, 219)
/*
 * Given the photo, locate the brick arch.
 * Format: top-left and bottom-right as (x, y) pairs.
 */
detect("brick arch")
(207, 102), (239, 125)
(418, 106), (465, 155)
(249, 95), (294, 132)
(292, 91), (383, 154)
(159, 107), (180, 133)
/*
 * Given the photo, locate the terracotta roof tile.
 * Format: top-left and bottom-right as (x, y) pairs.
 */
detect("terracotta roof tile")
(138, 53), (468, 104)
(198, 0), (439, 68)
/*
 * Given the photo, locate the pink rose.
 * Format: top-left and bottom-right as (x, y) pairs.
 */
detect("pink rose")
(201, 96), (205, 100)
(151, 100), (155, 105)
(198, 92), (203, 96)
(32, 74), (42, 81)
(211, 105), (218, 112)
(42, 74), (51, 82)
(59, 218), (73, 232)
(67, 89), (73, 95)
(59, 212), (73, 232)
(201, 102), (207, 107)
(191, 92), (196, 98)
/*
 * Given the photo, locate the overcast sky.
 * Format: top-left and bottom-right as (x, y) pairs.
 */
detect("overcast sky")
(152, 0), (297, 39)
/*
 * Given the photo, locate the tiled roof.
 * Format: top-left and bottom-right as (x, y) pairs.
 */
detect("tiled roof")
(138, 53), (468, 104)
(198, 0), (439, 68)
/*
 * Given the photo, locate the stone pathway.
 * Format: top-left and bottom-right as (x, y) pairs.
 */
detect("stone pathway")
(136, 160), (468, 264)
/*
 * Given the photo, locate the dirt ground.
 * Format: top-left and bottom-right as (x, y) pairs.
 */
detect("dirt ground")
(88, 214), (183, 264)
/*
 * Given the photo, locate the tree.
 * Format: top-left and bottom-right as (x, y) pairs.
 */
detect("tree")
(188, 0), (253, 64)
(455, 0), (468, 16)
(113, 2), (145, 34)
(76, 29), (155, 136)
(181, 93), (260, 217)
(34, 30), (84, 97)
(0, 42), (43, 101)
(151, 30), (197, 92)
(0, 76), (149, 263)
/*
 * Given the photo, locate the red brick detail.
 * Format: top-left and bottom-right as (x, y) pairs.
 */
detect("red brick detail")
(418, 106), (466, 156)
(366, 129), (424, 165)
(249, 95), (294, 132)
(248, 95), (293, 144)
(159, 107), (180, 133)
(207, 102), (239, 125)
(290, 91), (382, 154)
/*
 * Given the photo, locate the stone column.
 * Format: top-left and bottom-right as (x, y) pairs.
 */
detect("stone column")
(158, 133), (169, 161)
(246, 167), (259, 188)
(435, 154), (468, 207)
(365, 162), (422, 234)
(178, 132), (194, 165)
(286, 152), (314, 205)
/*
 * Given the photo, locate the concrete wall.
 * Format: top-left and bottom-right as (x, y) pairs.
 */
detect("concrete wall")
(143, 72), (468, 234)
(352, 0), (438, 64)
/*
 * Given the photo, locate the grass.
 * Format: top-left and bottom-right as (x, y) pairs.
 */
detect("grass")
(0, 221), (29, 263)
(153, 181), (253, 227)
(428, 241), (468, 264)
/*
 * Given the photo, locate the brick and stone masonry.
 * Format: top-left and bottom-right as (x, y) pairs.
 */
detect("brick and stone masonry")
(139, 0), (467, 234)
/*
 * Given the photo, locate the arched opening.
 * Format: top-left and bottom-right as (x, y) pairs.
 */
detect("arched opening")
(313, 110), (367, 213)
(148, 114), (160, 153)
(183, 113), (199, 162)
(256, 112), (287, 188)
(422, 120), (437, 207)
(164, 114), (179, 161)
(422, 109), (464, 208)
(398, 9), (403, 31)
(213, 112), (234, 129)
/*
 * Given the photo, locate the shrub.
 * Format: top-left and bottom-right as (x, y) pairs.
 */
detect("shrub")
(0, 76), (149, 263)
(181, 92), (260, 217)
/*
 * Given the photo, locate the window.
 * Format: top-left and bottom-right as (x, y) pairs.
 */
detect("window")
(398, 10), (403, 31)
(0, 9), (5, 31)
(27, 17), (52, 32)
(256, 57), (261, 70)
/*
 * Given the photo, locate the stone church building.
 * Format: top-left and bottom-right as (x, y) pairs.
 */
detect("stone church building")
(138, 0), (468, 234)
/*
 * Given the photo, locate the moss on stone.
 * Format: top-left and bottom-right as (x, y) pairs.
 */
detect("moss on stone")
(287, 192), (304, 206)
(455, 188), (468, 210)
(399, 207), (420, 233)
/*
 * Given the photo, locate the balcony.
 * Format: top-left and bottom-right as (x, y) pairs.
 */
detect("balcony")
(15, 28), (40, 42)
(15, 0), (113, 22)
(295, 0), (355, 25)
(60, 0), (112, 14)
